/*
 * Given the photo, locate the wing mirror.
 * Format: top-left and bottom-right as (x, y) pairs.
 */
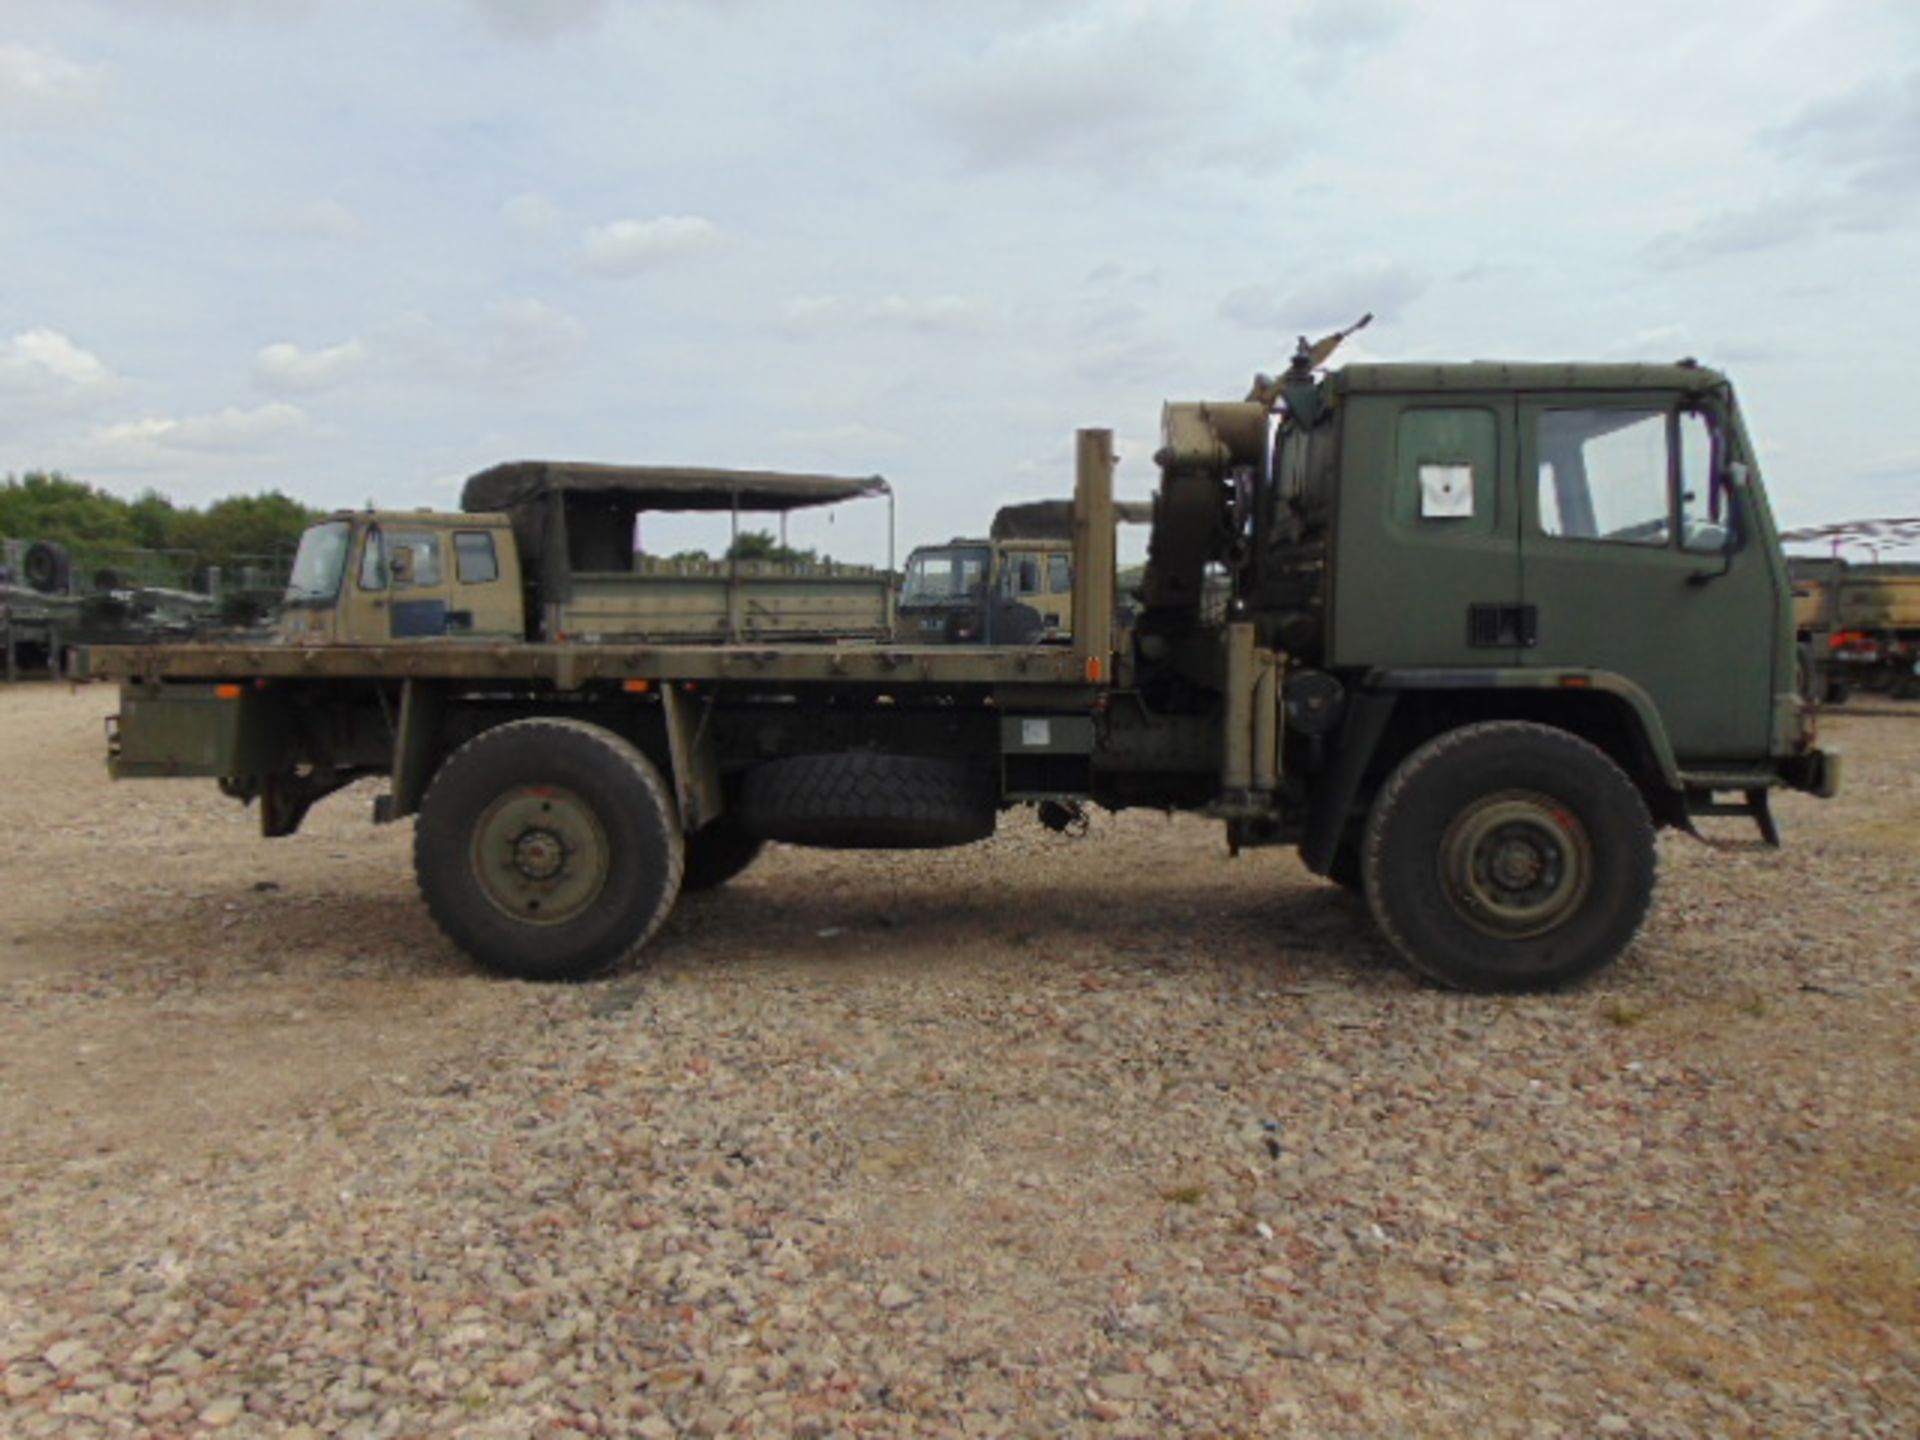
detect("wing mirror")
(1686, 461), (1745, 581)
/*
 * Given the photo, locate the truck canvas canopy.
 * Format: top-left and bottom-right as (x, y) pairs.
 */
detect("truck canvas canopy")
(461, 461), (892, 604)
(461, 461), (890, 515)
(988, 499), (1153, 542)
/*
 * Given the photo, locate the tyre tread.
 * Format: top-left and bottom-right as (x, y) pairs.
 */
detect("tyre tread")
(1361, 720), (1655, 991)
(414, 717), (683, 980)
(738, 752), (993, 849)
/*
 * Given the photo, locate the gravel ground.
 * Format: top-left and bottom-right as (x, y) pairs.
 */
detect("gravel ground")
(1, 682), (1916, 1439)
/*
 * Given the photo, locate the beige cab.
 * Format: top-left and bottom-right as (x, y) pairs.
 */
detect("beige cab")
(278, 512), (524, 644)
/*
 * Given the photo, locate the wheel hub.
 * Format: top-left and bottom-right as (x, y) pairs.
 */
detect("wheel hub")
(1439, 791), (1591, 940)
(510, 827), (567, 881)
(1489, 834), (1549, 890)
(468, 785), (610, 926)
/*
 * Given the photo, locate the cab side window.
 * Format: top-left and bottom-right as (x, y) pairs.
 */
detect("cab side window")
(391, 532), (442, 587)
(1014, 557), (1041, 595)
(1673, 411), (1729, 553)
(1047, 554), (1071, 593)
(1536, 409), (1670, 545)
(360, 529), (443, 589)
(1392, 407), (1498, 535)
(359, 530), (387, 590)
(454, 531), (499, 583)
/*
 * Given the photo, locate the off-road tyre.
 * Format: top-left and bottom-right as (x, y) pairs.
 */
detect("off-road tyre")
(1362, 721), (1655, 992)
(737, 752), (995, 849)
(681, 817), (765, 891)
(414, 718), (683, 982)
(22, 541), (68, 595)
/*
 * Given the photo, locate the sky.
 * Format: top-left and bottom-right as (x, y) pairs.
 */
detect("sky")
(2, 0), (1917, 565)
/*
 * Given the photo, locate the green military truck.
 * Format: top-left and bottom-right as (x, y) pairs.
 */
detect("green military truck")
(81, 339), (1837, 990)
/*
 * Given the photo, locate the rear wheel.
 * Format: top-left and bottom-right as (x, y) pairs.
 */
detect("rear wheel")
(415, 718), (683, 981)
(1362, 722), (1655, 991)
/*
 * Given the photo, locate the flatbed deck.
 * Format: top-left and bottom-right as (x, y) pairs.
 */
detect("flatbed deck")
(78, 639), (1105, 690)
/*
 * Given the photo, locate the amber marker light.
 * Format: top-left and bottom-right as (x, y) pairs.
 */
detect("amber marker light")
(214, 684), (244, 700)
(622, 679), (652, 694)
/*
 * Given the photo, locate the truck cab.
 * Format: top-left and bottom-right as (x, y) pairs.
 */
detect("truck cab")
(278, 510), (525, 645)
(895, 535), (1072, 645)
(894, 498), (1149, 645)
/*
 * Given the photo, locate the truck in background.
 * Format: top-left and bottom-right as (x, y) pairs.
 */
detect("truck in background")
(1791, 556), (1920, 702)
(894, 498), (1151, 645)
(3, 538), (281, 681)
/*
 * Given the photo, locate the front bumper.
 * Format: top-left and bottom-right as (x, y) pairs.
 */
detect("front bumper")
(1778, 747), (1841, 799)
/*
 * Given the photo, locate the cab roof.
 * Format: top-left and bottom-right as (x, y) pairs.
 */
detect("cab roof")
(461, 461), (890, 514)
(1333, 361), (1730, 394)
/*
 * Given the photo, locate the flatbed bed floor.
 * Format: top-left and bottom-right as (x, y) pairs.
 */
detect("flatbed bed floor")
(80, 639), (1104, 691)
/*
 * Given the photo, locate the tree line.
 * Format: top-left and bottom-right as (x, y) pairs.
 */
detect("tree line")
(0, 471), (317, 586)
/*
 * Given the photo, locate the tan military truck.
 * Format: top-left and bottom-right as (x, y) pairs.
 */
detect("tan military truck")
(1791, 556), (1920, 701)
(83, 338), (1837, 991)
(281, 464), (894, 649)
(894, 498), (1151, 645)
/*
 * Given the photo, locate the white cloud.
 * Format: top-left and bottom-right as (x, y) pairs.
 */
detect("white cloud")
(0, 42), (100, 118)
(0, 328), (116, 394)
(774, 294), (982, 337)
(484, 296), (587, 343)
(1766, 69), (1920, 196)
(1220, 261), (1425, 334)
(1643, 194), (1839, 268)
(371, 300), (588, 388)
(91, 402), (307, 459)
(776, 295), (844, 337)
(253, 338), (368, 393)
(468, 0), (611, 42)
(865, 295), (981, 333)
(1602, 324), (1693, 360)
(280, 198), (369, 243)
(581, 215), (720, 275)
(1852, 450), (1920, 484)
(503, 190), (566, 237)
(775, 422), (905, 452)
(924, 12), (1203, 175)
(1291, 0), (1407, 56)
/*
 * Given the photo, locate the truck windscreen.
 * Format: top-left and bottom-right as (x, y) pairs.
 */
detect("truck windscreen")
(902, 547), (990, 604)
(284, 520), (352, 605)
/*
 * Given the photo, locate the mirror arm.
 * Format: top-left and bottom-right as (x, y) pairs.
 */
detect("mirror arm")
(1688, 462), (1744, 586)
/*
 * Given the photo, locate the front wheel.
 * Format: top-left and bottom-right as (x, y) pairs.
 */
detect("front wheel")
(1362, 722), (1655, 991)
(415, 718), (684, 981)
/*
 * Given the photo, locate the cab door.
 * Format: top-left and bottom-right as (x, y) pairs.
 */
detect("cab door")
(1042, 550), (1071, 637)
(342, 526), (459, 642)
(1329, 392), (1523, 668)
(1516, 395), (1773, 761)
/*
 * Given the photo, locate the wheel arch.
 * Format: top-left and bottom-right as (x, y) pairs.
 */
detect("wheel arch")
(1303, 668), (1686, 873)
(378, 680), (701, 830)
